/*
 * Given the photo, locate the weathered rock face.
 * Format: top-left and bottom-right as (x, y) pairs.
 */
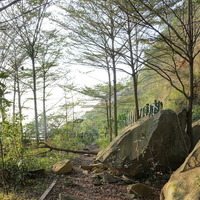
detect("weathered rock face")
(192, 120), (200, 148)
(52, 160), (73, 174)
(96, 109), (190, 176)
(160, 141), (200, 200)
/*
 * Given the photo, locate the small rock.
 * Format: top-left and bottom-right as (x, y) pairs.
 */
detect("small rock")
(84, 154), (90, 157)
(91, 173), (104, 179)
(102, 174), (121, 183)
(81, 163), (106, 171)
(127, 183), (154, 197)
(80, 165), (93, 170)
(59, 193), (81, 200)
(52, 160), (73, 174)
(64, 178), (74, 186)
(93, 177), (102, 186)
(92, 168), (104, 174)
(126, 193), (138, 199)
(122, 175), (134, 184)
(82, 170), (89, 175)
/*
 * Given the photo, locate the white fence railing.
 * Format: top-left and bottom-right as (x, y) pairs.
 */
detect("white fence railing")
(126, 100), (163, 125)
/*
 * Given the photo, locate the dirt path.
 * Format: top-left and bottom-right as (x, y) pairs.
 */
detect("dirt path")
(42, 153), (130, 200)
(28, 148), (166, 200)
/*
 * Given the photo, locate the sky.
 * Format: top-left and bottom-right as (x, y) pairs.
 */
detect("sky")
(4, 3), (131, 124)
(11, 62), (128, 124)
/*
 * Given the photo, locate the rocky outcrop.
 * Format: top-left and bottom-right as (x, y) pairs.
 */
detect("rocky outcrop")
(192, 120), (200, 148)
(96, 109), (190, 176)
(160, 140), (200, 200)
(52, 160), (73, 174)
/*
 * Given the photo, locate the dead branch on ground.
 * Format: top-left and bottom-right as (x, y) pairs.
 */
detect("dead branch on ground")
(38, 142), (98, 155)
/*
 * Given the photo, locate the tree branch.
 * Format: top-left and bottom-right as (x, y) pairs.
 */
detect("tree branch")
(0, 0), (20, 12)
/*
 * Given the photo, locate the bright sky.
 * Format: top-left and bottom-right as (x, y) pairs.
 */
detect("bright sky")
(18, 63), (129, 123)
(5, 3), (132, 123)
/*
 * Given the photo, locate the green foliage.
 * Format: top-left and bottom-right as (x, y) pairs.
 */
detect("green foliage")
(165, 87), (187, 112)
(0, 72), (10, 108)
(0, 160), (28, 189)
(96, 136), (110, 149)
(192, 105), (200, 122)
(1, 122), (23, 161)
(0, 72), (9, 79)
(0, 192), (28, 200)
(50, 121), (85, 150)
(118, 112), (128, 129)
(21, 147), (65, 170)
(0, 118), (26, 190)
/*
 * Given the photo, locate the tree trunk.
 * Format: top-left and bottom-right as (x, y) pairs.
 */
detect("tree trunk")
(107, 65), (113, 141)
(187, 0), (194, 148)
(16, 67), (24, 139)
(110, 14), (118, 137)
(31, 56), (40, 146)
(12, 69), (17, 122)
(112, 56), (118, 137)
(43, 74), (48, 142)
(127, 15), (140, 120)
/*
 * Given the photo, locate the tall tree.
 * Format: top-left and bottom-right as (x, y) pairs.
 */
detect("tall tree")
(79, 84), (113, 141)
(117, 12), (146, 121)
(10, 44), (26, 137)
(7, 0), (52, 145)
(115, 0), (200, 147)
(59, 0), (125, 137)
(37, 29), (64, 141)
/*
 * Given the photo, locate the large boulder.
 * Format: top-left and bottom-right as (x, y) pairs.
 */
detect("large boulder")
(96, 109), (190, 176)
(160, 140), (200, 200)
(192, 120), (200, 148)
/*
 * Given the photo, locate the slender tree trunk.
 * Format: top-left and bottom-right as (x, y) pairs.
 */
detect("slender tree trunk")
(31, 56), (40, 146)
(16, 68), (24, 139)
(107, 66), (113, 141)
(13, 70), (17, 122)
(112, 56), (118, 137)
(64, 92), (68, 124)
(127, 15), (140, 120)
(43, 74), (48, 142)
(187, 0), (194, 148)
(105, 99), (109, 137)
(110, 14), (118, 137)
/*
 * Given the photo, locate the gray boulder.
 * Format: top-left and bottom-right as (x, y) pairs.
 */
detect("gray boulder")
(160, 140), (200, 200)
(96, 109), (190, 176)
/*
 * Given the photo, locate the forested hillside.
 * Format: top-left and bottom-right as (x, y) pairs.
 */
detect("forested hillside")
(0, 0), (200, 199)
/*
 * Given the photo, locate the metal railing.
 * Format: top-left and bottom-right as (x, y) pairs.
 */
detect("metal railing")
(126, 100), (163, 125)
